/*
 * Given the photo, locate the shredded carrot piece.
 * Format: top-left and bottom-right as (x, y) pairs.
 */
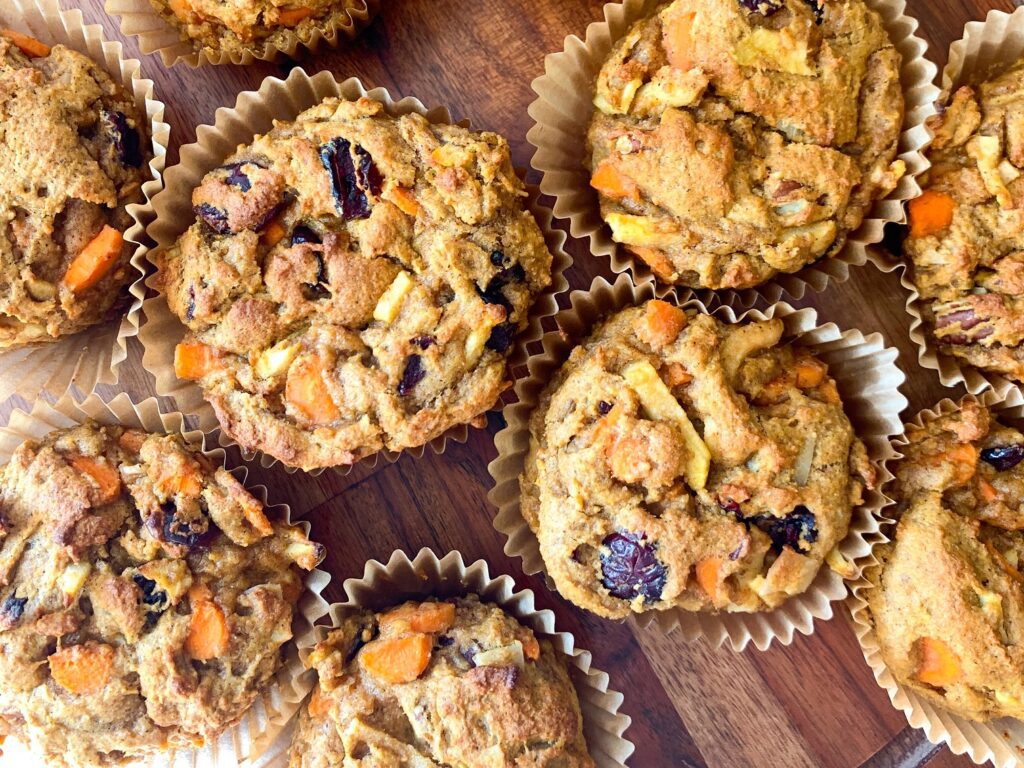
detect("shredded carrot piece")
(62, 226), (123, 294)
(909, 190), (955, 239)
(69, 456), (121, 505)
(2, 29), (50, 57)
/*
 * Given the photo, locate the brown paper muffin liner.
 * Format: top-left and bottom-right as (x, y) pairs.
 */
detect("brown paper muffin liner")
(848, 389), (1024, 768)
(139, 68), (572, 476)
(104, 0), (378, 67)
(870, 6), (1024, 405)
(527, 0), (938, 303)
(244, 549), (635, 768)
(0, 0), (168, 407)
(0, 393), (331, 768)
(487, 273), (907, 651)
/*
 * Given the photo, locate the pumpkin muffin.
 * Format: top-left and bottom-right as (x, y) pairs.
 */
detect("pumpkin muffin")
(149, 0), (371, 59)
(868, 401), (1024, 721)
(905, 60), (1024, 383)
(0, 422), (323, 767)
(159, 97), (553, 472)
(587, 0), (905, 289)
(0, 31), (149, 347)
(289, 596), (594, 767)
(520, 300), (873, 619)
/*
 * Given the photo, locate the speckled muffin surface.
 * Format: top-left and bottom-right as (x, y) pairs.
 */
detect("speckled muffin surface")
(0, 422), (322, 767)
(0, 34), (148, 347)
(520, 301), (873, 619)
(586, 0), (905, 289)
(159, 97), (553, 472)
(868, 401), (1024, 722)
(905, 60), (1024, 383)
(290, 595), (594, 768)
(150, 0), (370, 58)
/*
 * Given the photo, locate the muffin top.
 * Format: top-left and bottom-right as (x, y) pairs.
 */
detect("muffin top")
(290, 596), (594, 768)
(152, 0), (367, 57)
(160, 97), (553, 471)
(0, 422), (322, 767)
(521, 300), (873, 619)
(869, 401), (1024, 721)
(905, 60), (1024, 383)
(587, 0), (905, 289)
(0, 33), (148, 347)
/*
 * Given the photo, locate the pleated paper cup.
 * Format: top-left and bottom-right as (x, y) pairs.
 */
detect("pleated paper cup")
(139, 68), (571, 476)
(0, 393), (331, 768)
(0, 0), (168, 406)
(872, 6), (1024, 404)
(849, 389), (1024, 768)
(104, 0), (378, 67)
(488, 273), (907, 652)
(248, 549), (635, 768)
(527, 0), (938, 302)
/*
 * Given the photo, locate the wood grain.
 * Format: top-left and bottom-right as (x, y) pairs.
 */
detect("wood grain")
(5, 0), (1024, 765)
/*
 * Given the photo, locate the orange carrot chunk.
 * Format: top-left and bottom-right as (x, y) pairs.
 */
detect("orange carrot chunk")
(639, 300), (687, 349)
(695, 557), (723, 604)
(379, 602), (456, 635)
(186, 590), (229, 661)
(384, 186), (422, 217)
(2, 29), (50, 57)
(978, 477), (999, 503)
(117, 429), (147, 455)
(278, 7), (314, 26)
(62, 226), (123, 294)
(240, 496), (274, 537)
(663, 362), (693, 388)
(69, 455), (121, 506)
(590, 160), (640, 202)
(49, 643), (115, 694)
(925, 443), (979, 484)
(307, 684), (332, 718)
(168, 0), (193, 21)
(909, 190), (956, 239)
(286, 355), (341, 426)
(629, 245), (677, 281)
(915, 637), (962, 688)
(522, 635), (541, 662)
(793, 357), (827, 389)
(174, 342), (221, 381)
(662, 9), (696, 71)
(260, 217), (288, 248)
(359, 633), (432, 684)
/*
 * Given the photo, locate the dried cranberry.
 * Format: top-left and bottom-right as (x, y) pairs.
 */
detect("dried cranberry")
(597, 400), (613, 415)
(749, 505), (818, 553)
(485, 322), (516, 354)
(291, 225), (321, 245)
(600, 532), (668, 602)
(478, 263), (526, 310)
(0, 595), (27, 625)
(398, 355), (426, 396)
(195, 202), (230, 234)
(411, 335), (435, 350)
(320, 138), (379, 220)
(132, 574), (167, 609)
(222, 161), (257, 192)
(719, 499), (742, 516)
(738, 0), (785, 15)
(101, 109), (143, 168)
(981, 445), (1024, 472)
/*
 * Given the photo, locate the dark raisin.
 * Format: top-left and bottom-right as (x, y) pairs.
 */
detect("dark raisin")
(354, 144), (383, 197)
(478, 263), (526, 310)
(490, 250), (510, 267)
(749, 505), (818, 553)
(981, 445), (1024, 472)
(160, 502), (207, 548)
(195, 202), (230, 234)
(803, 0), (824, 23)
(597, 400), (613, 415)
(738, 0), (785, 14)
(301, 252), (331, 300)
(291, 225), (321, 245)
(132, 574), (167, 609)
(397, 355), (426, 396)
(101, 109), (143, 168)
(485, 322), (515, 354)
(411, 335), (435, 350)
(320, 138), (376, 220)
(436, 635), (454, 647)
(222, 162), (254, 192)
(345, 619), (379, 663)
(0, 596), (27, 625)
(600, 531), (668, 603)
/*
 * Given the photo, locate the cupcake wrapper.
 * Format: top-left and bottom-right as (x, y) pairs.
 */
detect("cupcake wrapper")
(527, 0), (938, 302)
(104, 0), (378, 67)
(247, 549), (635, 768)
(848, 389), (1024, 768)
(0, 393), (331, 768)
(0, 0), (169, 407)
(488, 273), (907, 651)
(869, 6), (1024, 403)
(139, 68), (571, 476)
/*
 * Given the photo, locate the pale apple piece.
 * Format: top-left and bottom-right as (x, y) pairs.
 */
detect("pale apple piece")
(373, 270), (414, 323)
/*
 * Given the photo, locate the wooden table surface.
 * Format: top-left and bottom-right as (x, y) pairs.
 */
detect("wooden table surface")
(15, 0), (1024, 765)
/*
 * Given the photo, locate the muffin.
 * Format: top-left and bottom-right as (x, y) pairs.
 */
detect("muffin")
(586, 0), (906, 289)
(905, 60), (1024, 383)
(159, 96), (553, 472)
(0, 31), (149, 347)
(149, 0), (371, 60)
(520, 300), (873, 619)
(868, 401), (1024, 721)
(0, 422), (323, 766)
(289, 596), (594, 767)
